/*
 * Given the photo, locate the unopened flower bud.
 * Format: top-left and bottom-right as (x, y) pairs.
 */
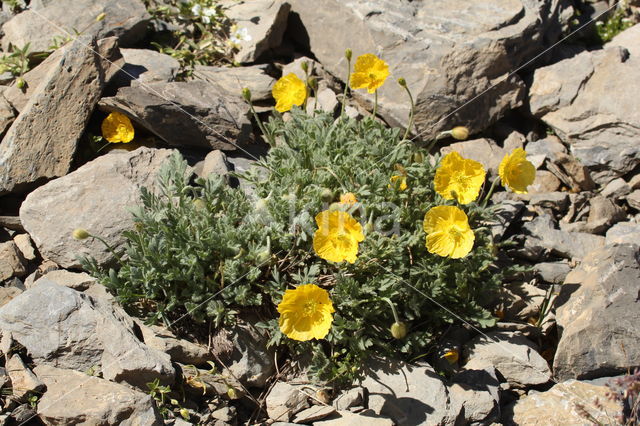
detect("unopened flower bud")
(320, 188), (334, 203)
(397, 77), (407, 87)
(242, 87), (251, 102)
(308, 77), (317, 90)
(364, 222), (374, 234)
(413, 152), (424, 163)
(96, 12), (106, 22)
(390, 321), (408, 339)
(345, 48), (352, 61)
(451, 126), (469, 141)
(442, 349), (459, 364)
(256, 247), (271, 264)
(193, 198), (206, 210)
(72, 228), (90, 240)
(301, 61), (309, 73)
(16, 77), (25, 89)
(227, 387), (239, 399)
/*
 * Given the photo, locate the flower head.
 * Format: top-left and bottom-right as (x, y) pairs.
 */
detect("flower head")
(499, 148), (536, 194)
(277, 284), (335, 341)
(350, 53), (390, 93)
(313, 210), (364, 263)
(423, 206), (474, 259)
(72, 228), (89, 240)
(102, 111), (134, 143)
(389, 174), (407, 191)
(339, 192), (357, 206)
(434, 152), (486, 204)
(272, 73), (306, 113)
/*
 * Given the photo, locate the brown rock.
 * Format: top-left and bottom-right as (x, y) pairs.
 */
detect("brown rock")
(0, 241), (26, 280)
(6, 354), (45, 401)
(528, 170), (562, 193)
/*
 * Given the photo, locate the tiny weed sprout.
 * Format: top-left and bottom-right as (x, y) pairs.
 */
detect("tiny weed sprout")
(81, 49), (532, 386)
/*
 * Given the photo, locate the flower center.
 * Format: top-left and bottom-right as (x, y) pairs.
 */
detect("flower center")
(448, 227), (463, 242)
(302, 300), (319, 316)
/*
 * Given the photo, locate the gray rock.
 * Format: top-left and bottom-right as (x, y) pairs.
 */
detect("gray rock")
(12, 234), (35, 261)
(219, 320), (275, 388)
(464, 331), (551, 387)
(0, 37), (120, 195)
(502, 380), (622, 426)
(361, 360), (455, 425)
(626, 189), (640, 211)
(528, 170), (562, 194)
(266, 382), (310, 422)
(34, 364), (162, 425)
(99, 81), (252, 151)
(585, 195), (626, 234)
(138, 321), (212, 365)
(525, 136), (566, 160)
(491, 282), (546, 322)
(0, 93), (14, 137)
(9, 404), (37, 424)
(490, 200), (525, 241)
(529, 192), (570, 214)
(0, 215), (22, 232)
(600, 177), (631, 200)
(293, 405), (337, 423)
(554, 244), (640, 381)
(316, 88), (339, 114)
(196, 150), (230, 178)
(1, 0), (149, 54)
(0, 280), (175, 388)
(534, 261), (572, 284)
(282, 56), (320, 81)
(524, 214), (605, 260)
(0, 241), (25, 280)
(19, 147), (175, 268)
(530, 24), (640, 185)
(290, 0), (570, 136)
(224, 0), (291, 63)
(192, 64), (275, 101)
(37, 270), (96, 290)
(119, 48), (180, 86)
(449, 367), (501, 425)
(6, 354), (45, 401)
(605, 221), (640, 245)
(314, 410), (394, 426)
(333, 386), (364, 411)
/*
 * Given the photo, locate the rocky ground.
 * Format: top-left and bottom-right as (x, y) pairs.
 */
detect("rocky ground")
(0, 0), (639, 425)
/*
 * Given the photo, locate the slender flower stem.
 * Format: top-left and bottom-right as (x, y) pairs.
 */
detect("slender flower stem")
(401, 85), (415, 141)
(89, 233), (122, 263)
(248, 102), (275, 147)
(481, 176), (501, 208)
(339, 57), (351, 120)
(383, 297), (400, 323)
(372, 90), (378, 118)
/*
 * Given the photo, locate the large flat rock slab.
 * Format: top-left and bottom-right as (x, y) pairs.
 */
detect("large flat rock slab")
(2, 0), (149, 53)
(290, 0), (570, 136)
(19, 147), (175, 268)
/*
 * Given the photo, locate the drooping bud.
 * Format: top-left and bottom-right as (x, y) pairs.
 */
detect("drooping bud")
(300, 61), (309, 73)
(320, 188), (334, 203)
(345, 48), (352, 61)
(72, 228), (90, 240)
(193, 198), (207, 210)
(413, 151), (424, 163)
(451, 126), (469, 141)
(96, 12), (106, 22)
(16, 77), (25, 89)
(242, 87), (252, 102)
(227, 387), (239, 399)
(307, 77), (317, 90)
(256, 248), (271, 264)
(397, 77), (407, 87)
(390, 321), (408, 339)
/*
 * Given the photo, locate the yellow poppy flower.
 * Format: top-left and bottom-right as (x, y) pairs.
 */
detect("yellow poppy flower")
(272, 73), (307, 112)
(350, 53), (390, 93)
(313, 210), (364, 263)
(277, 284), (335, 341)
(499, 148), (536, 194)
(389, 174), (408, 191)
(434, 152), (486, 204)
(423, 205), (474, 259)
(101, 111), (135, 143)
(339, 192), (357, 206)
(442, 349), (459, 364)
